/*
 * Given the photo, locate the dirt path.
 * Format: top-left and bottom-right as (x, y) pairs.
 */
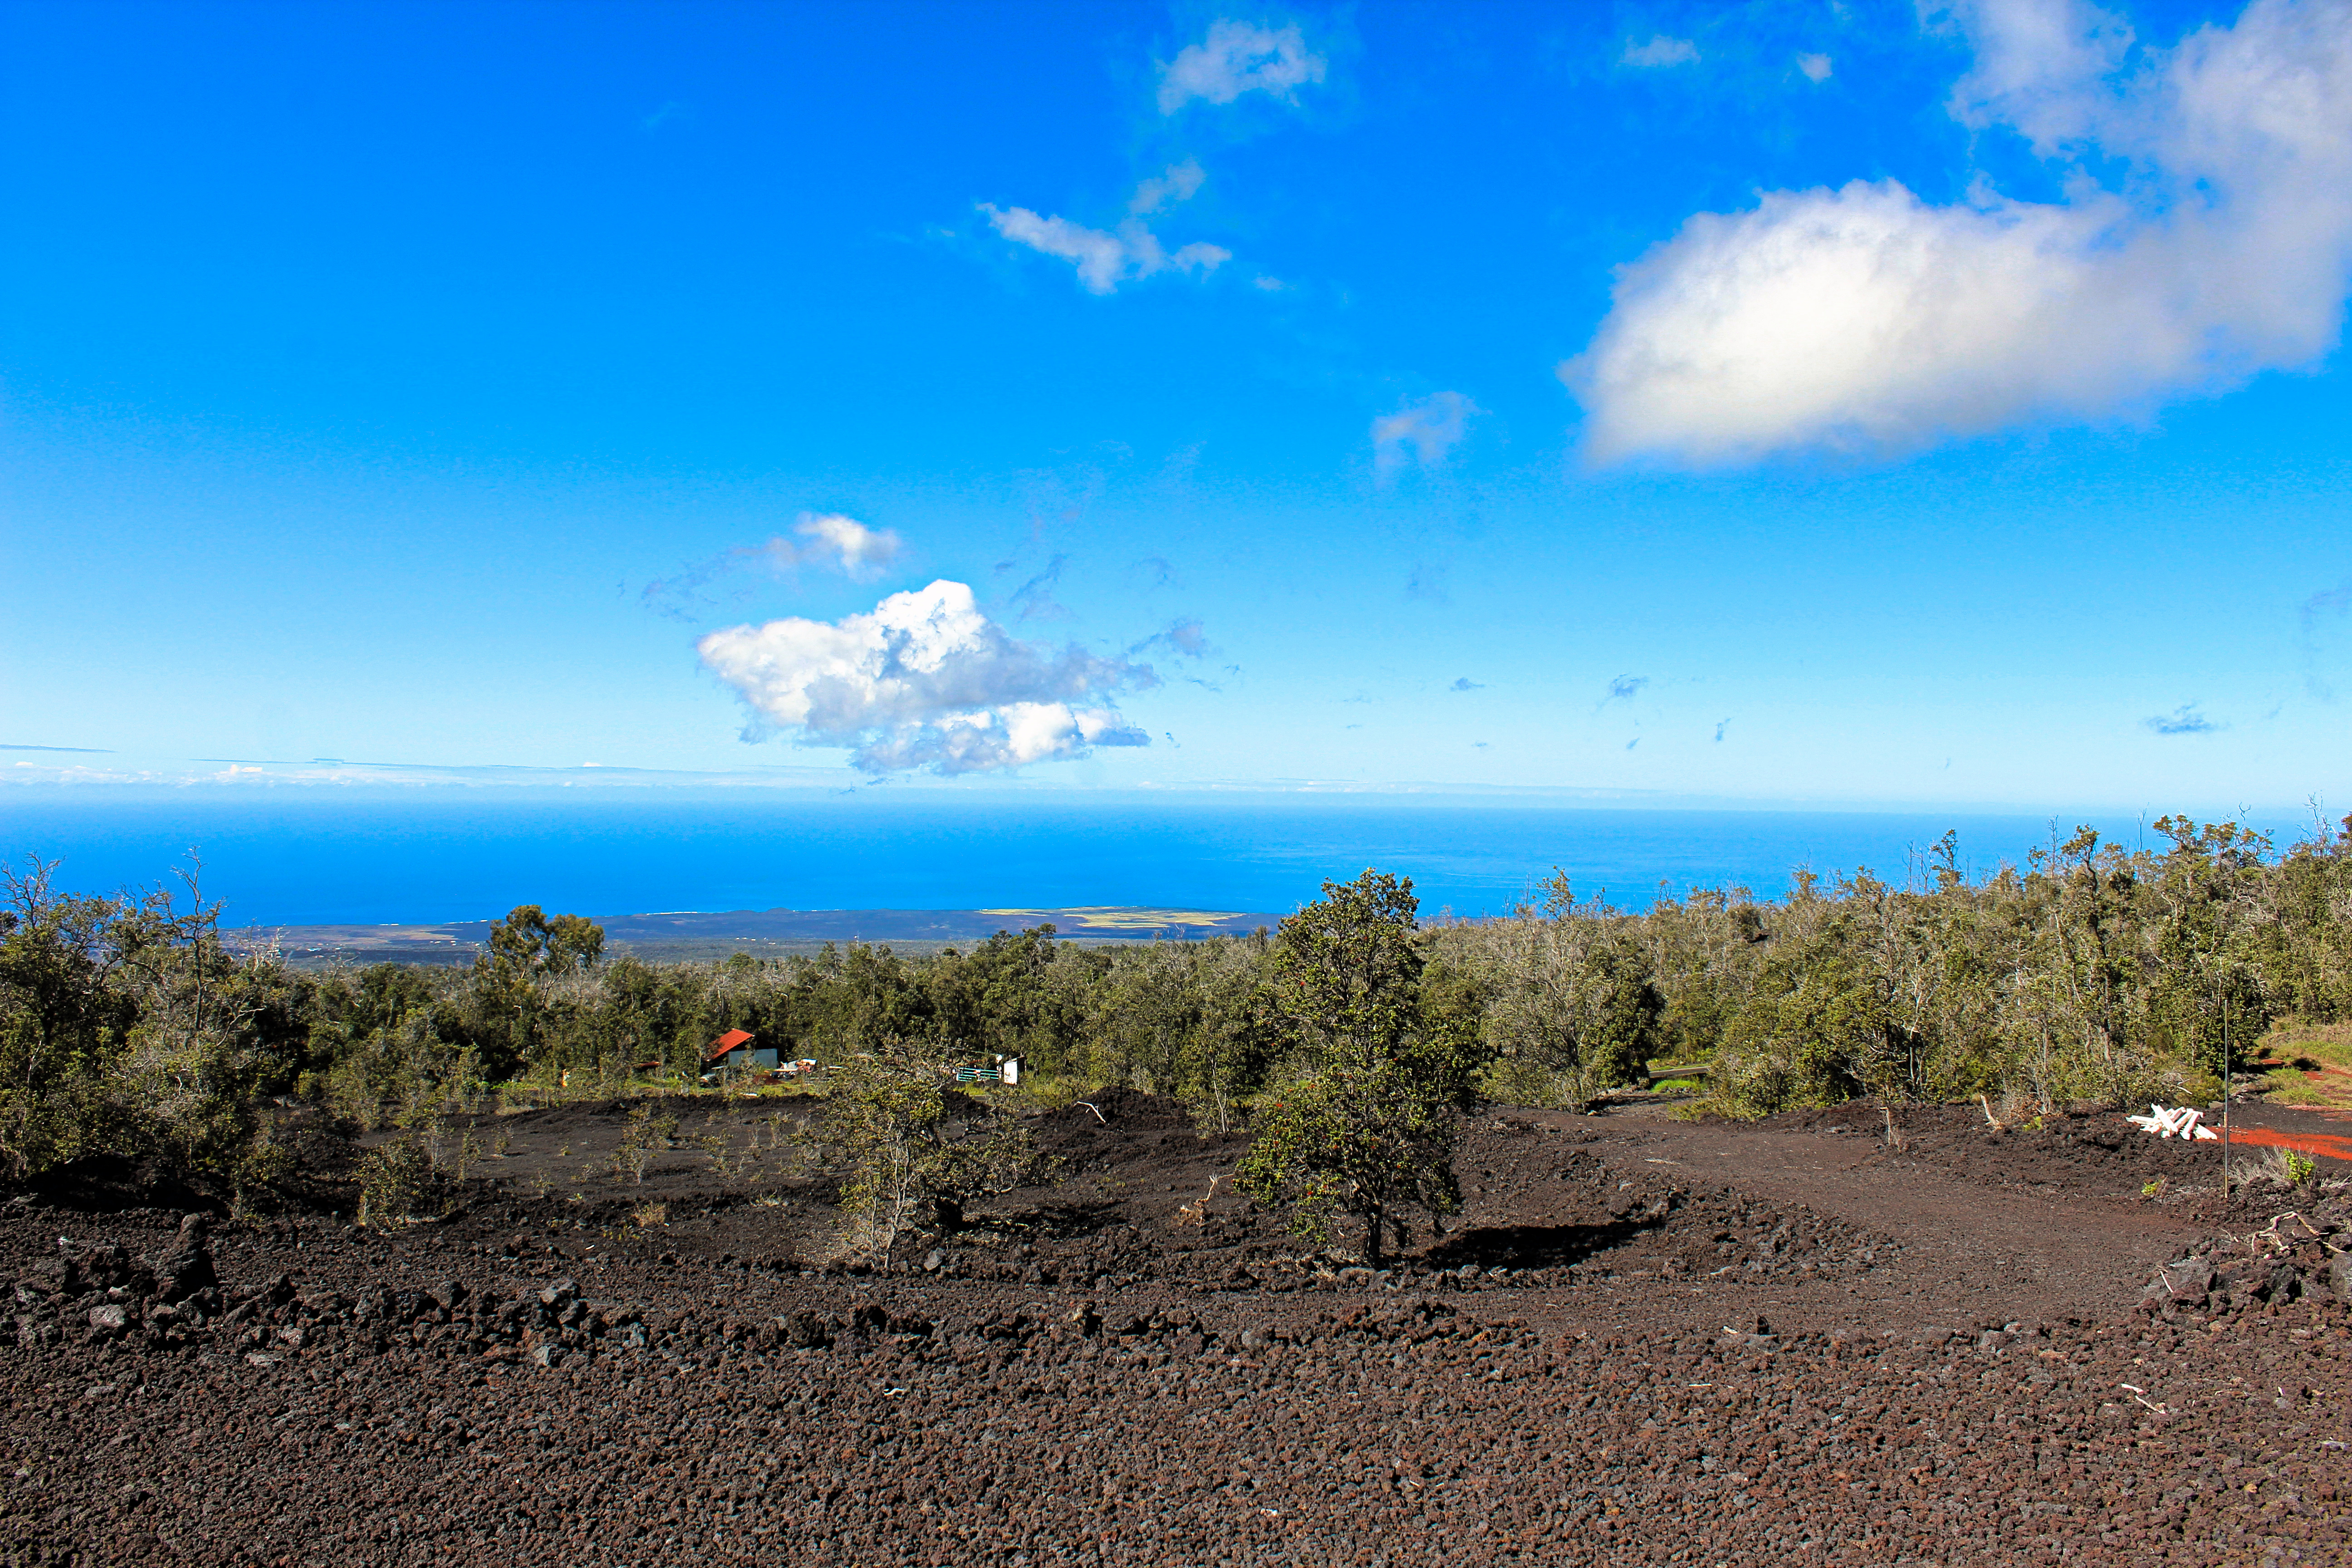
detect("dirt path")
(1597, 1113), (2209, 1327)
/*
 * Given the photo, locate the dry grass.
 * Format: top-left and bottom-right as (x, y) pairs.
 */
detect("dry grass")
(2252, 1023), (2352, 1109)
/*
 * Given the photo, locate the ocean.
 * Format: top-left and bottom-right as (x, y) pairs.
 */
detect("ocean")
(0, 790), (2304, 930)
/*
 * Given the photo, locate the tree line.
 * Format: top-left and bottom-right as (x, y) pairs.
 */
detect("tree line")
(4, 813), (2347, 1195)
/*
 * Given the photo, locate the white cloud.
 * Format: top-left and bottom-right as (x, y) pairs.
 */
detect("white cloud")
(773, 513), (902, 579)
(1623, 35), (1701, 68)
(1568, 0), (2352, 466)
(1130, 159), (1206, 216)
(641, 512), (904, 619)
(696, 580), (1155, 775)
(1798, 52), (1833, 82)
(1158, 20), (1326, 113)
(1372, 391), (1479, 474)
(982, 165), (1230, 294)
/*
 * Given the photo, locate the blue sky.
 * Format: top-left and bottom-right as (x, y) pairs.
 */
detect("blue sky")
(4, 0), (2350, 812)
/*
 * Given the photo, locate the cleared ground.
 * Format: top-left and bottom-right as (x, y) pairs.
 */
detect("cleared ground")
(3, 1093), (2348, 1566)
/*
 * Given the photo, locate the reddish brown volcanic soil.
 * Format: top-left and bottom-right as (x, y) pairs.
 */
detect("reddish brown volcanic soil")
(4, 1095), (2349, 1566)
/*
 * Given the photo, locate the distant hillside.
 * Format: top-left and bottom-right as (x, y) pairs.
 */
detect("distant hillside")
(224, 906), (1285, 968)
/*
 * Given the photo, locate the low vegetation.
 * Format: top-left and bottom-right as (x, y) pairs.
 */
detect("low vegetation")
(3, 812), (2349, 1203)
(809, 1034), (1042, 1259)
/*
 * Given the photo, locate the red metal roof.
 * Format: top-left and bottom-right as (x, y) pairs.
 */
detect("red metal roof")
(703, 1028), (755, 1063)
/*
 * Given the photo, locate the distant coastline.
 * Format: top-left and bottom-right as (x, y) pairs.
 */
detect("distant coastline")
(18, 794), (2320, 936)
(224, 905), (1287, 968)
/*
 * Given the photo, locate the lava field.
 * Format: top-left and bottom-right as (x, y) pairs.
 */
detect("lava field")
(3, 1094), (2348, 1566)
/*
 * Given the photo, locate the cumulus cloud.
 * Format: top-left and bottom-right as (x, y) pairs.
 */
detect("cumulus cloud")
(1158, 20), (1326, 113)
(1372, 391), (1479, 475)
(982, 164), (1230, 294)
(1798, 52), (1833, 82)
(2144, 702), (2222, 735)
(697, 580), (1156, 775)
(1623, 35), (1701, 68)
(1568, 0), (2352, 466)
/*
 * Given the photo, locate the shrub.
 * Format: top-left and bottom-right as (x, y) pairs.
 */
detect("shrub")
(354, 1126), (446, 1228)
(809, 1036), (1039, 1263)
(2272, 1147), (2318, 1186)
(609, 1102), (677, 1185)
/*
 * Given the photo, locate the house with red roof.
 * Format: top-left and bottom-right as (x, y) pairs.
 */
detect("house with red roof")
(703, 1029), (779, 1072)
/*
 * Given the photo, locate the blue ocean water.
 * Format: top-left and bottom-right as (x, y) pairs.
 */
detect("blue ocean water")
(0, 790), (2306, 930)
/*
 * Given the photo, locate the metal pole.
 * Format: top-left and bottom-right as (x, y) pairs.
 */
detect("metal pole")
(2221, 993), (2232, 1200)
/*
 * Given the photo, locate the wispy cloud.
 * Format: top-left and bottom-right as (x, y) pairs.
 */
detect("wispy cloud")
(1622, 35), (1700, 68)
(2144, 703), (2222, 736)
(1797, 52), (1833, 83)
(1602, 674), (1650, 706)
(1158, 20), (1326, 113)
(982, 163), (1230, 294)
(1007, 555), (1073, 622)
(697, 580), (1156, 775)
(2300, 581), (2352, 698)
(0, 743), (113, 753)
(1712, 718), (1730, 743)
(1129, 159), (1205, 216)
(1568, 0), (2352, 466)
(642, 513), (906, 620)
(1130, 618), (1210, 658)
(1448, 677), (1484, 692)
(1372, 392), (1479, 476)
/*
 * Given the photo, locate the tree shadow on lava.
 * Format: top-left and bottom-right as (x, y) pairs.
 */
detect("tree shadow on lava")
(977, 1198), (1131, 1238)
(1416, 1218), (1654, 1269)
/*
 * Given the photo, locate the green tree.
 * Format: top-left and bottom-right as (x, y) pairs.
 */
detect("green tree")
(463, 905), (606, 1078)
(1233, 870), (1479, 1266)
(487, 904), (606, 975)
(0, 859), (140, 1176)
(0, 856), (306, 1186)
(1446, 872), (1662, 1108)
